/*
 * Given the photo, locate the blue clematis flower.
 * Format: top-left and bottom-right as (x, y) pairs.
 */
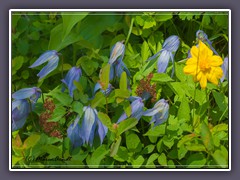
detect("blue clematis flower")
(196, 30), (219, 55)
(12, 99), (31, 131)
(109, 41), (125, 65)
(61, 67), (82, 97)
(108, 41), (131, 81)
(220, 57), (229, 82)
(12, 87), (42, 104)
(143, 99), (169, 127)
(93, 82), (113, 96)
(11, 87), (42, 131)
(147, 35), (180, 77)
(67, 115), (83, 149)
(29, 50), (59, 80)
(117, 96), (144, 123)
(80, 106), (108, 146)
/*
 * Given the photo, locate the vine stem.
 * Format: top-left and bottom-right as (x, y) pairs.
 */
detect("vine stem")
(125, 17), (135, 46)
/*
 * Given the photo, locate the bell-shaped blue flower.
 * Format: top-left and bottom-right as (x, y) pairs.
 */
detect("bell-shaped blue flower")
(61, 67), (82, 97)
(80, 106), (108, 146)
(12, 87), (42, 131)
(108, 41), (125, 65)
(117, 96), (144, 123)
(93, 82), (113, 96)
(29, 50), (59, 80)
(196, 30), (219, 55)
(143, 99), (169, 127)
(12, 87), (42, 104)
(67, 115), (83, 149)
(108, 41), (131, 81)
(220, 57), (229, 82)
(12, 99), (31, 131)
(147, 35), (180, 77)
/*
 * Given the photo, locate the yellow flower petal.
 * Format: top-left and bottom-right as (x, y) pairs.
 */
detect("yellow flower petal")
(190, 46), (199, 58)
(186, 57), (197, 65)
(209, 56), (223, 66)
(184, 65), (197, 75)
(199, 74), (207, 89)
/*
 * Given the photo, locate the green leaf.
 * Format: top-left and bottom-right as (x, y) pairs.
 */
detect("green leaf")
(201, 122), (214, 152)
(146, 153), (158, 168)
(110, 136), (122, 157)
(212, 124), (228, 134)
(141, 41), (150, 61)
(158, 153), (167, 166)
(48, 105), (66, 122)
(61, 12), (88, 39)
(144, 124), (166, 137)
(155, 13), (173, 21)
(117, 118), (138, 136)
(12, 156), (23, 166)
(41, 145), (62, 159)
(212, 146), (228, 168)
(186, 144), (206, 152)
(177, 96), (190, 121)
(23, 134), (41, 149)
(98, 112), (114, 132)
(113, 146), (129, 162)
(72, 101), (83, 117)
(212, 91), (228, 112)
(77, 56), (98, 76)
(99, 64), (110, 90)
(90, 91), (105, 108)
(87, 145), (109, 168)
(151, 73), (173, 83)
(114, 89), (130, 100)
(21, 70), (29, 79)
(12, 56), (24, 75)
(49, 91), (73, 106)
(178, 145), (188, 160)
(177, 134), (195, 148)
(142, 144), (155, 154)
(120, 71), (127, 90)
(126, 133), (142, 152)
(131, 155), (144, 168)
(186, 153), (207, 168)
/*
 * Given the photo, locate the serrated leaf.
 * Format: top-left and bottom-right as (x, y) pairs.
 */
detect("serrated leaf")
(141, 41), (150, 61)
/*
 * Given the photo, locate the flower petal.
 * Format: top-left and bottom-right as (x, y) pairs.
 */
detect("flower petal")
(12, 88), (36, 100)
(37, 57), (59, 80)
(81, 106), (96, 144)
(157, 50), (171, 73)
(109, 42), (125, 64)
(199, 74), (207, 89)
(97, 118), (108, 144)
(29, 50), (58, 68)
(209, 56), (223, 67)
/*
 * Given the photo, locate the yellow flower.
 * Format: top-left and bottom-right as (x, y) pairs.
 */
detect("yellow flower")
(183, 40), (223, 89)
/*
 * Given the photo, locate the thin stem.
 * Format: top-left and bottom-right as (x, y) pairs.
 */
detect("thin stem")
(61, 56), (64, 79)
(28, 100), (38, 131)
(125, 17), (135, 46)
(105, 96), (108, 114)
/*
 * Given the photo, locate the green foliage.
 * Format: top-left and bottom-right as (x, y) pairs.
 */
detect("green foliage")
(11, 11), (229, 169)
